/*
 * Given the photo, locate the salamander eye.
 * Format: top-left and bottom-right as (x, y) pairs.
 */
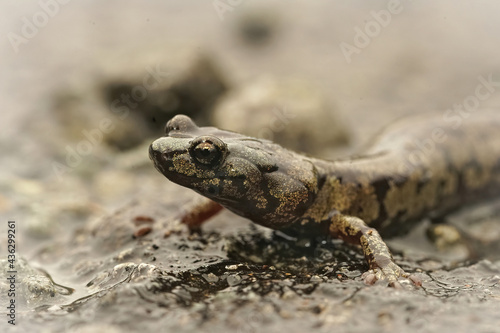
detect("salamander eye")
(189, 136), (227, 166)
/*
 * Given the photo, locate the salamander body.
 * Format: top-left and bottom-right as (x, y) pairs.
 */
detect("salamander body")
(149, 111), (500, 287)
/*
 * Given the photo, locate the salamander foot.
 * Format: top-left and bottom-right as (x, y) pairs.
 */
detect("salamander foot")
(361, 262), (422, 288)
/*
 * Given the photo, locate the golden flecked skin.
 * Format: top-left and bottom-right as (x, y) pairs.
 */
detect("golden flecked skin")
(149, 111), (500, 287)
(307, 110), (500, 236)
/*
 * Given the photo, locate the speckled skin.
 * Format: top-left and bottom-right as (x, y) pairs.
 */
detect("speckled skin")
(149, 111), (500, 287)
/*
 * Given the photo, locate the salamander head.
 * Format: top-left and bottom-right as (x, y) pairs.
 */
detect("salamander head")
(149, 114), (319, 228)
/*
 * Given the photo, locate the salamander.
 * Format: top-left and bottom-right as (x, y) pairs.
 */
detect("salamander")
(149, 111), (500, 287)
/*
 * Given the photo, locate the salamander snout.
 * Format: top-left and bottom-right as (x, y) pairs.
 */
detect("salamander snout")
(149, 138), (167, 161)
(149, 137), (180, 176)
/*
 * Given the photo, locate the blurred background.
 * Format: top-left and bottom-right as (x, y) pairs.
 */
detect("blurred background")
(3, 1), (500, 170)
(1, 1), (500, 332)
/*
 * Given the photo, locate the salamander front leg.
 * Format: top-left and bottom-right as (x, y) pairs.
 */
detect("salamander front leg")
(328, 213), (421, 288)
(178, 197), (223, 233)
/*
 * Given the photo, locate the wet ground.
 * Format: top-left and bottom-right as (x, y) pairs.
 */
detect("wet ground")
(2, 1), (500, 332)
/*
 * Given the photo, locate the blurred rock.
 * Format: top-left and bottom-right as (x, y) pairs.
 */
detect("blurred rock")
(100, 50), (228, 142)
(426, 224), (470, 261)
(235, 10), (279, 47)
(212, 76), (349, 154)
(52, 49), (228, 151)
